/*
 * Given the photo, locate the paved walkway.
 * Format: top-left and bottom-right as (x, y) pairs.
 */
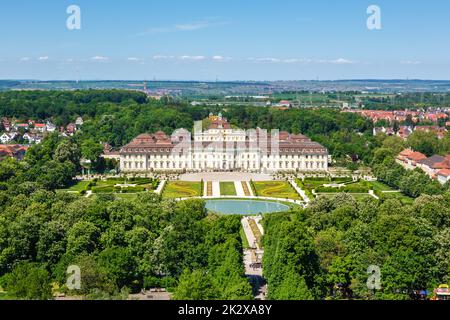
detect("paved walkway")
(154, 180), (166, 194)
(289, 180), (310, 203)
(179, 172), (272, 182)
(235, 181), (246, 197)
(212, 181), (221, 197)
(244, 181), (254, 196)
(242, 217), (257, 249)
(242, 217), (267, 300)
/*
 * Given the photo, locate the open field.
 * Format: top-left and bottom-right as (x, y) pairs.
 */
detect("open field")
(253, 181), (301, 200)
(163, 181), (202, 199)
(220, 182), (237, 196)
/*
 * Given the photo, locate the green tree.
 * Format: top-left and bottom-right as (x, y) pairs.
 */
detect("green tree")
(3, 262), (52, 300)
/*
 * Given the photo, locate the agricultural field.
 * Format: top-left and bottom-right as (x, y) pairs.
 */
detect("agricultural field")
(252, 181), (301, 200)
(220, 182), (237, 196)
(162, 181), (202, 199)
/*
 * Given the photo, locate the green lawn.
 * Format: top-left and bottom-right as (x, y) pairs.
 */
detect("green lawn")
(220, 182), (237, 196)
(253, 181), (301, 200)
(163, 181), (202, 199)
(63, 180), (91, 192)
(240, 227), (250, 249)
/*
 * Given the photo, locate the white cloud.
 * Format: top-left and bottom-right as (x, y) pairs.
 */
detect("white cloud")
(19, 57), (30, 62)
(127, 57), (144, 62)
(401, 60), (422, 65)
(212, 55), (232, 62)
(152, 55), (171, 60)
(318, 58), (354, 64)
(38, 56), (49, 61)
(91, 56), (109, 62)
(138, 19), (230, 36)
(180, 55), (206, 61)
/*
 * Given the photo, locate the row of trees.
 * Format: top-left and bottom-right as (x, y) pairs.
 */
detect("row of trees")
(263, 192), (450, 300)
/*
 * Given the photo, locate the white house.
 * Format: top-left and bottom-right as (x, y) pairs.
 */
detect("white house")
(23, 133), (43, 144)
(0, 132), (18, 144)
(75, 117), (84, 127)
(437, 169), (450, 185)
(46, 122), (57, 133)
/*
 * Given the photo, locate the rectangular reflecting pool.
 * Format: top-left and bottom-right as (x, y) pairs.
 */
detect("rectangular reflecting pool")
(205, 199), (291, 215)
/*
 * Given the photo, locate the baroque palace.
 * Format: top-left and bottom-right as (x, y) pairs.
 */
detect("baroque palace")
(119, 114), (330, 173)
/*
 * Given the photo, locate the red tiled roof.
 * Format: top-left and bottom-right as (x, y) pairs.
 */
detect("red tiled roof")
(437, 169), (450, 178)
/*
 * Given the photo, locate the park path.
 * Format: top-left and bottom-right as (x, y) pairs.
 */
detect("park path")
(212, 181), (221, 197)
(154, 180), (166, 194)
(242, 217), (267, 300)
(289, 180), (311, 203)
(235, 181), (246, 197)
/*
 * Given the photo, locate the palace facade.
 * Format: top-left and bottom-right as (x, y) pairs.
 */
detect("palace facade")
(119, 114), (330, 173)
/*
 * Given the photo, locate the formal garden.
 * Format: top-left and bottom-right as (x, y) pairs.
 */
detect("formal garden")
(162, 181), (203, 199)
(60, 177), (160, 195)
(251, 181), (302, 200)
(295, 176), (414, 204)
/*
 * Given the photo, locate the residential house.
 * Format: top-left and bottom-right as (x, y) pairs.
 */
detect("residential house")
(397, 126), (413, 139)
(34, 123), (47, 133)
(66, 123), (77, 135)
(0, 144), (28, 161)
(14, 123), (29, 131)
(2, 118), (11, 132)
(46, 122), (57, 133)
(0, 132), (18, 144)
(415, 126), (448, 139)
(437, 169), (450, 185)
(75, 117), (84, 127)
(23, 133), (43, 144)
(417, 155), (449, 178)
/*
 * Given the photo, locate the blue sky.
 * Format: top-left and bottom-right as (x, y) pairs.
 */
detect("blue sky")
(0, 0), (449, 80)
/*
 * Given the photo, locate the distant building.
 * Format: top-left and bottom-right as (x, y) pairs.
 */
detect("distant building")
(414, 126), (448, 139)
